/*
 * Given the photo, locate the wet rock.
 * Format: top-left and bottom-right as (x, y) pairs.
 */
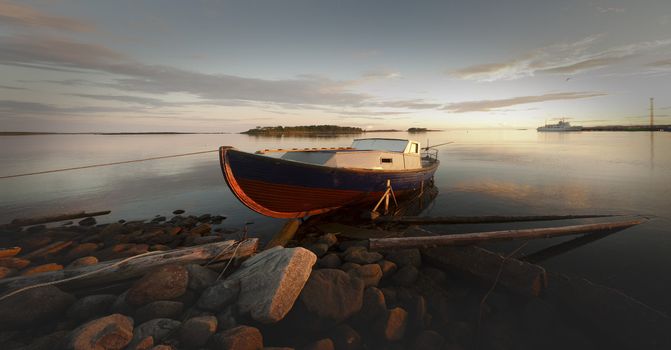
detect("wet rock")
(65, 243), (99, 261)
(185, 263), (218, 291)
(180, 315), (218, 348)
(21, 263), (63, 276)
(0, 257), (31, 269)
(305, 243), (329, 257)
(375, 307), (407, 341)
(189, 223), (211, 236)
(353, 287), (386, 324)
(317, 233), (338, 248)
(230, 246), (316, 323)
(68, 255), (99, 268)
(348, 264), (382, 287)
(66, 294), (116, 321)
(0, 285), (75, 329)
(295, 269), (364, 329)
(172, 209), (185, 215)
(152, 216), (167, 223)
(342, 247), (382, 265)
(197, 279), (240, 311)
(411, 330), (445, 350)
(377, 260), (397, 278)
(392, 265), (419, 286)
(302, 338), (334, 350)
(129, 336), (154, 350)
(66, 313), (134, 350)
(78, 217), (97, 226)
(330, 324), (361, 350)
(129, 318), (181, 348)
(340, 262), (360, 272)
(135, 301), (184, 324)
(212, 325), (263, 350)
(22, 330), (68, 350)
(384, 249), (421, 268)
(198, 213), (212, 221)
(317, 253), (342, 269)
(111, 290), (134, 315)
(193, 235), (222, 245)
(0, 266), (16, 279)
(126, 264), (189, 306)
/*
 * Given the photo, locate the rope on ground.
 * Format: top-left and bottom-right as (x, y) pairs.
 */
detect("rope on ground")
(0, 149), (218, 179)
(474, 241), (530, 350)
(0, 250), (165, 302)
(216, 239), (245, 281)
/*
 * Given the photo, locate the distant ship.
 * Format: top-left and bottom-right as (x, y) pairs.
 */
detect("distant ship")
(537, 119), (582, 132)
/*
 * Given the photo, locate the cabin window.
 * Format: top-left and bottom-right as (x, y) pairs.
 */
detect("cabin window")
(411, 143), (419, 153)
(381, 158), (393, 163)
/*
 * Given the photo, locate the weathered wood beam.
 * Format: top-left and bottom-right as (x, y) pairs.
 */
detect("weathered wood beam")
(377, 214), (622, 225)
(0, 239), (258, 293)
(369, 219), (644, 250)
(265, 219), (301, 249)
(5, 210), (112, 228)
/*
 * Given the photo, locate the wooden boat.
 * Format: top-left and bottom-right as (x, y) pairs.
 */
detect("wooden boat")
(219, 138), (440, 218)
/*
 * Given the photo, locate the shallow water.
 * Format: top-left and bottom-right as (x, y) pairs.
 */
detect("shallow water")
(1, 130), (670, 312)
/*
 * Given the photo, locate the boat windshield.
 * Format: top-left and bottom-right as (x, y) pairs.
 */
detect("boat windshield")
(351, 139), (408, 152)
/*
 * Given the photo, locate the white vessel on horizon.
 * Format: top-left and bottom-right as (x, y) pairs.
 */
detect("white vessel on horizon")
(537, 119), (582, 132)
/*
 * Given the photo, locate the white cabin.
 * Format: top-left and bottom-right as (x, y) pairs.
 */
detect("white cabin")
(279, 138), (424, 170)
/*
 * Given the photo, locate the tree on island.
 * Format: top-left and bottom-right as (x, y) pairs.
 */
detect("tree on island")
(242, 125), (363, 134)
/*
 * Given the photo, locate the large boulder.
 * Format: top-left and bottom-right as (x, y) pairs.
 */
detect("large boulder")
(66, 314), (134, 350)
(0, 285), (75, 329)
(185, 264), (218, 291)
(126, 264), (189, 306)
(66, 294), (116, 321)
(197, 279), (240, 311)
(294, 269), (364, 329)
(228, 246), (316, 323)
(211, 325), (263, 350)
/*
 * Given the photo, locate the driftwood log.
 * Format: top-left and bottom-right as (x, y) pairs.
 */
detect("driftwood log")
(423, 245), (547, 297)
(5, 210), (112, 228)
(369, 219), (644, 250)
(377, 214), (621, 225)
(0, 238), (258, 293)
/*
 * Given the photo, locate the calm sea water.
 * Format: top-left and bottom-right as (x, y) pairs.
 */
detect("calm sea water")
(1, 130), (670, 312)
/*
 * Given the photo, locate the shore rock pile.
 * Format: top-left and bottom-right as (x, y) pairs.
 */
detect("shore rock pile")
(0, 213), (600, 350)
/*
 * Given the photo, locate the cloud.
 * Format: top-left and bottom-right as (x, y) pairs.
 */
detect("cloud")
(442, 91), (606, 113)
(647, 58), (671, 68)
(0, 84), (25, 90)
(596, 7), (626, 14)
(361, 70), (402, 79)
(451, 35), (671, 81)
(0, 34), (373, 107)
(370, 99), (441, 110)
(68, 93), (173, 107)
(0, 0), (94, 32)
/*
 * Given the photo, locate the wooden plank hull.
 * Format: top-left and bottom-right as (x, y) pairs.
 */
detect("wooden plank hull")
(219, 147), (439, 218)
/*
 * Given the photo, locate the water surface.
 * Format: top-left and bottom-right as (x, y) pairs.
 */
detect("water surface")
(1, 130), (670, 312)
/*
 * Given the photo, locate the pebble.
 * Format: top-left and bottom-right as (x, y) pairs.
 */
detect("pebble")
(128, 318), (181, 348)
(342, 246), (382, 265)
(78, 217), (97, 226)
(302, 338), (334, 350)
(134, 301), (184, 324)
(0, 257), (31, 269)
(375, 307), (408, 341)
(317, 253), (342, 269)
(65, 314), (134, 350)
(392, 265), (419, 286)
(172, 209), (185, 215)
(0, 266), (17, 279)
(212, 325), (263, 350)
(180, 315), (218, 348)
(21, 263), (63, 276)
(348, 264), (383, 287)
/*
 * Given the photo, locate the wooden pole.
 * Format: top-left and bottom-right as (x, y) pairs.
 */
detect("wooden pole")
(265, 219), (301, 249)
(376, 214), (622, 225)
(369, 219), (644, 250)
(0, 239), (258, 292)
(5, 210), (112, 228)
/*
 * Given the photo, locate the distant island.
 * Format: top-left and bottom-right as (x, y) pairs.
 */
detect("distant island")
(242, 125), (363, 135)
(0, 132), (228, 136)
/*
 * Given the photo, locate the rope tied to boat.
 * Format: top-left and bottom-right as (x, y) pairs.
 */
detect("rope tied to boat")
(0, 149), (219, 179)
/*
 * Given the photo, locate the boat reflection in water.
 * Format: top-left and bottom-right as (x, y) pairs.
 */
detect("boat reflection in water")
(219, 138), (439, 218)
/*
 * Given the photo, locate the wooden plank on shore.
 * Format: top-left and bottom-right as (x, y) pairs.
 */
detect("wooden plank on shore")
(422, 245), (547, 297)
(6, 210), (112, 227)
(369, 219), (644, 250)
(0, 238), (258, 293)
(317, 222), (402, 240)
(265, 219), (301, 249)
(377, 214), (621, 225)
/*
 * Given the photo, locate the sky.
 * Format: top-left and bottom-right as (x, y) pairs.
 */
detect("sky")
(0, 0), (670, 132)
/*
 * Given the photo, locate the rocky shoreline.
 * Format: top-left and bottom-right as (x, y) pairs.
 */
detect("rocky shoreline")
(0, 211), (669, 350)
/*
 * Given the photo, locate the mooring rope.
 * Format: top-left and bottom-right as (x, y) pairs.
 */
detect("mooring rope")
(0, 149), (219, 179)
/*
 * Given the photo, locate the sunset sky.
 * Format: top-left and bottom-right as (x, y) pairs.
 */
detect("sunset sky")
(1, 0), (670, 132)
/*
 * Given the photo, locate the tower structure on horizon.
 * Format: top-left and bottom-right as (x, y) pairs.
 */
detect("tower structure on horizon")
(650, 97), (654, 130)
